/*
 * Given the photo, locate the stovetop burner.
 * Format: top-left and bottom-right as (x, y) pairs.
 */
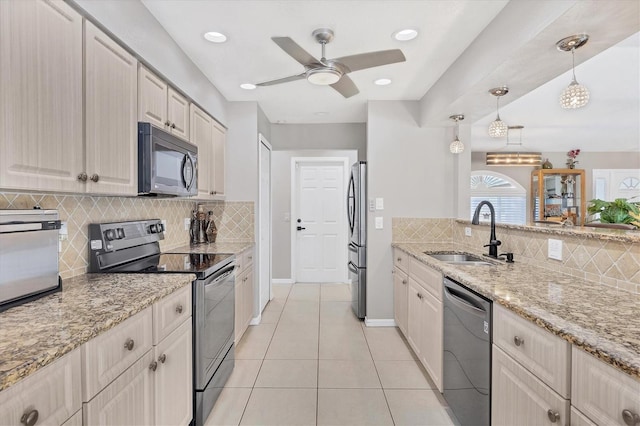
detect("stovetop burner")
(106, 252), (234, 278)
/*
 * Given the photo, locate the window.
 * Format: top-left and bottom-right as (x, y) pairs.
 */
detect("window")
(470, 171), (526, 225)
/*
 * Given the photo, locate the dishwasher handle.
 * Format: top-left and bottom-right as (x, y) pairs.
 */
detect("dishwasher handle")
(444, 281), (487, 315)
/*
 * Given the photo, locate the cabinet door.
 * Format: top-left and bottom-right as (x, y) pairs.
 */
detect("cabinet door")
(420, 290), (443, 392)
(83, 350), (155, 426)
(167, 87), (190, 141)
(406, 279), (423, 358)
(492, 345), (569, 426)
(155, 320), (193, 426)
(393, 267), (408, 337)
(190, 104), (214, 198)
(138, 66), (167, 129)
(243, 266), (254, 331)
(212, 122), (226, 197)
(85, 21), (137, 195)
(0, 0), (84, 192)
(234, 270), (246, 343)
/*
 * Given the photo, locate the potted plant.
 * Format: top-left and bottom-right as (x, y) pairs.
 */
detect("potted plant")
(587, 197), (640, 229)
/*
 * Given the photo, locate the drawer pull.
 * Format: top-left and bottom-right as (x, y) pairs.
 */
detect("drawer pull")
(547, 409), (560, 423)
(158, 353), (167, 363)
(175, 304), (183, 314)
(417, 293), (423, 299)
(513, 336), (524, 347)
(20, 409), (39, 426)
(622, 409), (640, 426)
(124, 338), (135, 351)
(397, 257), (402, 262)
(402, 279), (407, 285)
(149, 361), (158, 372)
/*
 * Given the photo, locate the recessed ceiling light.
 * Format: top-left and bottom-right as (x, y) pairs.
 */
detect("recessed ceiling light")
(374, 78), (392, 86)
(204, 31), (227, 43)
(393, 29), (418, 41)
(240, 83), (256, 90)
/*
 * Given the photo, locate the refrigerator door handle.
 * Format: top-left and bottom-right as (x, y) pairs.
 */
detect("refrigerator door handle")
(348, 261), (359, 274)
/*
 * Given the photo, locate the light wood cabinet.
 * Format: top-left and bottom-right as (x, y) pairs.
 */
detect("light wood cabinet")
(235, 248), (255, 343)
(138, 66), (190, 141)
(492, 345), (570, 426)
(191, 104), (215, 198)
(570, 407), (597, 426)
(153, 285), (192, 345)
(0, 0), (84, 193)
(0, 348), (82, 426)
(84, 21), (138, 195)
(393, 248), (409, 274)
(61, 410), (83, 426)
(531, 168), (586, 225)
(393, 266), (408, 336)
(571, 348), (640, 426)
(212, 121), (226, 197)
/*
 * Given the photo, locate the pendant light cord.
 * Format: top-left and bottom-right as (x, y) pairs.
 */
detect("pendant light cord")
(571, 47), (578, 83)
(495, 96), (501, 120)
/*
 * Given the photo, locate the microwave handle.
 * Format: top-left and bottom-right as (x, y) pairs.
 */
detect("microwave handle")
(182, 153), (195, 191)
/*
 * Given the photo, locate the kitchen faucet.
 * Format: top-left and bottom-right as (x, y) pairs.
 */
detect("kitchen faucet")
(472, 200), (501, 258)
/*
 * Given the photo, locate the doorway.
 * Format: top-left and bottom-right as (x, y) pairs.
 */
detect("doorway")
(258, 134), (272, 314)
(291, 157), (349, 283)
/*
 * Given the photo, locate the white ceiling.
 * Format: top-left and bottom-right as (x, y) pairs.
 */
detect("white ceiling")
(141, 0), (508, 123)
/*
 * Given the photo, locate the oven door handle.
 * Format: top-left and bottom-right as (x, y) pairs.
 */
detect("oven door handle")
(0, 220), (61, 233)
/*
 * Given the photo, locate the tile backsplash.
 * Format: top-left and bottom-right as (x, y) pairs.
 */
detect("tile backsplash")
(0, 192), (254, 279)
(392, 217), (454, 242)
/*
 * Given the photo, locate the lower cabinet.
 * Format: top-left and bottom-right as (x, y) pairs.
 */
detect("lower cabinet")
(62, 410), (83, 426)
(235, 248), (254, 343)
(393, 266), (408, 336)
(492, 345), (569, 426)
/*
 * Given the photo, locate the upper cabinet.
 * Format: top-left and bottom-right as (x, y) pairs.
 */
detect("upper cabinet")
(138, 67), (190, 141)
(84, 21), (138, 195)
(0, 0), (84, 192)
(189, 104), (226, 199)
(212, 121), (226, 198)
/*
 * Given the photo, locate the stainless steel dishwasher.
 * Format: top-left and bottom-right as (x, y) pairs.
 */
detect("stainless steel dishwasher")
(443, 277), (492, 426)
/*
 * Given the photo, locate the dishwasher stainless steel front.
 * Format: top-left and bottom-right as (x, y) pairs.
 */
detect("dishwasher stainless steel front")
(443, 277), (492, 426)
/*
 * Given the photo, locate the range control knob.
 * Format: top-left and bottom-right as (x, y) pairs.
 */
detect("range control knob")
(116, 228), (125, 239)
(104, 229), (116, 241)
(157, 223), (164, 233)
(150, 224), (157, 234)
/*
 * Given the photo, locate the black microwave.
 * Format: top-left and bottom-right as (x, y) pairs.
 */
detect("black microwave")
(138, 122), (198, 196)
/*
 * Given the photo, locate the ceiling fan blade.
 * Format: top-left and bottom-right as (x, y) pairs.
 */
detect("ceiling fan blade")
(256, 73), (306, 86)
(333, 49), (406, 73)
(330, 74), (359, 98)
(272, 37), (322, 67)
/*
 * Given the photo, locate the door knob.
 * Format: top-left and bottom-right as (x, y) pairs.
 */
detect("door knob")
(297, 219), (302, 223)
(296, 226), (306, 231)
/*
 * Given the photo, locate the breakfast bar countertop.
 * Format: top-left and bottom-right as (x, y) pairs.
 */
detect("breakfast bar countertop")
(392, 242), (640, 380)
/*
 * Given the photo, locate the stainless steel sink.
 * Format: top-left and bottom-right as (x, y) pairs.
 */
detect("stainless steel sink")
(425, 252), (492, 265)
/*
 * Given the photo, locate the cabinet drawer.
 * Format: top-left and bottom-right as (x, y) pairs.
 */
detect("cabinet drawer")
(572, 348), (640, 426)
(393, 248), (408, 273)
(492, 345), (569, 426)
(409, 257), (442, 300)
(153, 285), (192, 345)
(62, 409), (83, 426)
(570, 407), (596, 426)
(242, 248), (254, 272)
(0, 348), (82, 426)
(493, 304), (571, 398)
(82, 306), (153, 401)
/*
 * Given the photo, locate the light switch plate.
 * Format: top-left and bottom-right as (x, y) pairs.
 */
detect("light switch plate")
(375, 197), (384, 210)
(184, 218), (191, 231)
(548, 238), (563, 260)
(368, 199), (375, 212)
(375, 216), (383, 229)
(465, 227), (472, 237)
(161, 220), (167, 232)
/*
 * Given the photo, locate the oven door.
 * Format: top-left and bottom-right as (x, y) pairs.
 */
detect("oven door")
(193, 262), (235, 390)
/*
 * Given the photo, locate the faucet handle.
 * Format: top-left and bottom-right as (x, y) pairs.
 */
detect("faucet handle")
(483, 239), (501, 247)
(499, 253), (515, 263)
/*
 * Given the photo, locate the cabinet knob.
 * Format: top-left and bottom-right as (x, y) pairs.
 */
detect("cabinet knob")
(402, 279), (407, 285)
(77, 172), (88, 182)
(171, 123), (176, 129)
(547, 409), (560, 423)
(175, 305), (183, 314)
(158, 354), (167, 364)
(149, 361), (158, 372)
(210, 191), (215, 195)
(20, 409), (39, 426)
(622, 409), (640, 426)
(90, 174), (100, 182)
(397, 257), (402, 262)
(165, 120), (171, 127)
(513, 336), (524, 347)
(248, 256), (252, 260)
(124, 338), (135, 351)
(416, 293), (423, 299)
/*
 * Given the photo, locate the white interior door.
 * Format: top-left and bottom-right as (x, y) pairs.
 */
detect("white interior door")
(293, 159), (348, 283)
(258, 136), (272, 313)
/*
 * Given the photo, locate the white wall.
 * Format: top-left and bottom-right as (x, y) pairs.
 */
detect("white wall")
(270, 123), (366, 161)
(366, 101), (455, 320)
(69, 0), (227, 125)
(271, 150), (358, 279)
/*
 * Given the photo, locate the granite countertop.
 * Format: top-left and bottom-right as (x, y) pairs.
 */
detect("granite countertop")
(169, 241), (254, 255)
(392, 242), (640, 380)
(0, 273), (193, 392)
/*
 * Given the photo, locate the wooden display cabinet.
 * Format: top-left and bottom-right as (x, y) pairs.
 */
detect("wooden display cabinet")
(531, 169), (586, 226)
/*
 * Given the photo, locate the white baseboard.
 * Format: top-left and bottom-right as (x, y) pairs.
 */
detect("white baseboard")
(250, 314), (261, 326)
(272, 278), (294, 285)
(364, 318), (396, 327)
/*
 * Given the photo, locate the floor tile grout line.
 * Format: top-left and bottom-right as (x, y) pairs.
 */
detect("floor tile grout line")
(362, 323), (397, 426)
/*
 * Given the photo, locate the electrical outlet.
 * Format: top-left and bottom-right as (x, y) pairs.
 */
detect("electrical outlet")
(375, 197), (384, 210)
(375, 216), (383, 229)
(161, 220), (167, 232)
(465, 227), (472, 237)
(184, 218), (191, 231)
(548, 239), (563, 260)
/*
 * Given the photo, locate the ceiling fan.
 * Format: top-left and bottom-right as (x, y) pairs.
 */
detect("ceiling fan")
(256, 28), (406, 98)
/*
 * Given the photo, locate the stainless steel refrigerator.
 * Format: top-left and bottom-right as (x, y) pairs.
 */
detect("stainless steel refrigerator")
(347, 161), (366, 319)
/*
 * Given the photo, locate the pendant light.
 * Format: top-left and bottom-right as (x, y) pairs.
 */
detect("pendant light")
(556, 34), (590, 109)
(488, 86), (509, 138)
(449, 114), (465, 154)
(486, 125), (542, 166)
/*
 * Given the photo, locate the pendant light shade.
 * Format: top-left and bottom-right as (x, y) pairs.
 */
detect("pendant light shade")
(449, 114), (464, 154)
(557, 34), (590, 109)
(488, 87), (509, 138)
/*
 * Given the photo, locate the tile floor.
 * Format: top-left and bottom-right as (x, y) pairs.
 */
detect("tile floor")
(205, 283), (454, 426)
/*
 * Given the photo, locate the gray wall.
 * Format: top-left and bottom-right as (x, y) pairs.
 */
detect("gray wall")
(70, 0), (228, 125)
(366, 101), (455, 321)
(258, 106), (271, 142)
(270, 123), (366, 161)
(271, 150), (358, 280)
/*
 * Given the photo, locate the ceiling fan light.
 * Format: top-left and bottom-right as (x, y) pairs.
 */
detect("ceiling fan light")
(488, 118), (508, 138)
(450, 137), (464, 154)
(560, 80), (589, 109)
(306, 68), (341, 85)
